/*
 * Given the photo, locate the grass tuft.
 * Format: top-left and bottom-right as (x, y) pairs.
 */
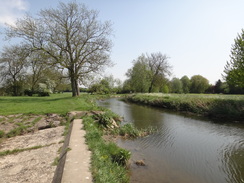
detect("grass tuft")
(83, 115), (130, 183)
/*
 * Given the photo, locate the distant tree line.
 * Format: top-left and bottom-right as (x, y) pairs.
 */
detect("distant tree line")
(1, 2), (243, 96)
(88, 49), (243, 94)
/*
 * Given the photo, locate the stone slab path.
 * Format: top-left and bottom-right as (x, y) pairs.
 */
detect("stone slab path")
(61, 119), (92, 183)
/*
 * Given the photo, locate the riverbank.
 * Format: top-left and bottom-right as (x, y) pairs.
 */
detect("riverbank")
(0, 93), (134, 183)
(125, 93), (244, 121)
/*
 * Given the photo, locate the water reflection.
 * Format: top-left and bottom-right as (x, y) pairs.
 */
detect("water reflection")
(97, 98), (244, 183)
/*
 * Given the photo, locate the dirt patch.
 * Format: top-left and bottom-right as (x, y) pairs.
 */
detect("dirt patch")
(0, 114), (65, 183)
(0, 114), (64, 135)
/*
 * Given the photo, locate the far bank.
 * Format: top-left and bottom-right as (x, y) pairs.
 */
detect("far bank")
(124, 93), (244, 121)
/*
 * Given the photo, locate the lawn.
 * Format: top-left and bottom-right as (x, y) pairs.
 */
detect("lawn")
(0, 93), (98, 115)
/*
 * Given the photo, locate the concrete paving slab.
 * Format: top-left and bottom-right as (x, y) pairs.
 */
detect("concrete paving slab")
(61, 119), (92, 183)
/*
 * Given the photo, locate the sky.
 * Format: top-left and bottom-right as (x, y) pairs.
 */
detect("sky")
(0, 0), (244, 84)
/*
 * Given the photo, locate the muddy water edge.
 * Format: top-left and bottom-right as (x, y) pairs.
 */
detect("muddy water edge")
(97, 98), (244, 183)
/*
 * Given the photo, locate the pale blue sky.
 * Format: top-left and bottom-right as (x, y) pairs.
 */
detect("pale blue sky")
(0, 0), (244, 84)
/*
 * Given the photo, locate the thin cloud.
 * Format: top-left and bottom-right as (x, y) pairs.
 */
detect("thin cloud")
(0, 0), (29, 26)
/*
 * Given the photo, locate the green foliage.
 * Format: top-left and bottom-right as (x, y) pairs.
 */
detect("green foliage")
(180, 75), (191, 93)
(83, 116), (130, 183)
(170, 78), (183, 93)
(6, 125), (28, 138)
(124, 52), (172, 93)
(0, 130), (5, 138)
(108, 143), (131, 166)
(224, 29), (244, 89)
(125, 55), (151, 93)
(117, 124), (140, 138)
(126, 93), (244, 120)
(0, 145), (50, 157)
(190, 75), (209, 93)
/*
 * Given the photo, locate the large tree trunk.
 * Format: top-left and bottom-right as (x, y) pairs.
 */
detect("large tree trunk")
(70, 69), (80, 97)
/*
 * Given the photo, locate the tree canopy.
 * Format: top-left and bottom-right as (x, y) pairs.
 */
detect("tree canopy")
(125, 52), (171, 93)
(223, 29), (244, 88)
(190, 75), (209, 93)
(6, 2), (113, 97)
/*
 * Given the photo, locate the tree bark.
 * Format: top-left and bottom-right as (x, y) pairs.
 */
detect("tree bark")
(70, 69), (79, 97)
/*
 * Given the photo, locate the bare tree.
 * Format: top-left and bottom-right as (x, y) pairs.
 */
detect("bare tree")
(26, 51), (50, 93)
(0, 44), (30, 96)
(147, 52), (172, 93)
(6, 2), (113, 96)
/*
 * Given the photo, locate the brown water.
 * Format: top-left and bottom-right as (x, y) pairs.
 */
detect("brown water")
(97, 98), (244, 183)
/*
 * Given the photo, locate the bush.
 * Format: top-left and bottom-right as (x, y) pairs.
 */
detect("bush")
(93, 111), (120, 128)
(38, 91), (50, 97)
(24, 89), (33, 96)
(107, 142), (131, 167)
(118, 124), (140, 138)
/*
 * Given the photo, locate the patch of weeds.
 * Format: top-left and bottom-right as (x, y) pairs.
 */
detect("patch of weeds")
(52, 156), (59, 166)
(0, 130), (5, 138)
(65, 147), (72, 152)
(93, 111), (120, 129)
(7, 117), (16, 123)
(31, 116), (42, 125)
(0, 143), (55, 157)
(111, 123), (156, 139)
(117, 124), (140, 138)
(107, 142), (131, 166)
(83, 115), (130, 183)
(0, 145), (43, 156)
(62, 118), (71, 136)
(6, 125), (28, 138)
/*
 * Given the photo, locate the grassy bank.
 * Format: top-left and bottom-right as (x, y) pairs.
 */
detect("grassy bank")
(125, 93), (244, 121)
(83, 115), (130, 183)
(0, 93), (98, 115)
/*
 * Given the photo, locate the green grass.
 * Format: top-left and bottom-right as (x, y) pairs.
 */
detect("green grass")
(83, 115), (130, 183)
(0, 144), (54, 157)
(126, 93), (244, 120)
(0, 93), (98, 115)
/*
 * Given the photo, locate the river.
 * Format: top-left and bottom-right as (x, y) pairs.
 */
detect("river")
(97, 98), (244, 183)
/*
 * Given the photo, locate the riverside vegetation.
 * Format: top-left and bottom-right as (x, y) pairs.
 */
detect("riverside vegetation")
(2, 92), (242, 182)
(125, 93), (244, 121)
(0, 93), (154, 183)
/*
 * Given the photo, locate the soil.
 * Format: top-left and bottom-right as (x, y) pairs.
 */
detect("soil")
(0, 114), (65, 183)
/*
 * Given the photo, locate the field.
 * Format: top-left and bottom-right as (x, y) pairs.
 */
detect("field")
(125, 93), (244, 121)
(0, 93), (98, 115)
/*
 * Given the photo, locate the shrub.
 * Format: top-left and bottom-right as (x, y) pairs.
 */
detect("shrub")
(107, 142), (131, 166)
(38, 91), (50, 97)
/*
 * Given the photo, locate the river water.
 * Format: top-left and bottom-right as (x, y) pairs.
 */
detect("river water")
(97, 98), (244, 183)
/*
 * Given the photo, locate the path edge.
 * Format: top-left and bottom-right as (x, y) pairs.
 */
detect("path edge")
(52, 120), (74, 183)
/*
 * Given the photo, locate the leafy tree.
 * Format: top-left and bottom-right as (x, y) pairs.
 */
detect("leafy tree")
(6, 2), (113, 97)
(147, 52), (172, 93)
(170, 78), (183, 93)
(89, 78), (111, 94)
(180, 75), (191, 93)
(223, 29), (244, 88)
(0, 44), (29, 96)
(125, 52), (172, 93)
(214, 79), (224, 93)
(190, 75), (209, 93)
(125, 55), (151, 93)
